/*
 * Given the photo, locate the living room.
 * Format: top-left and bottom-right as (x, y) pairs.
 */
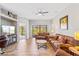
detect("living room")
(0, 3), (79, 56)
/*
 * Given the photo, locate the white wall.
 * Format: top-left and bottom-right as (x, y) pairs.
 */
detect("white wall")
(29, 20), (53, 37)
(53, 4), (79, 37)
(26, 20), (29, 39)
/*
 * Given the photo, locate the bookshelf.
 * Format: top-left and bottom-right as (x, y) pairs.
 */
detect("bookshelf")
(0, 6), (17, 45)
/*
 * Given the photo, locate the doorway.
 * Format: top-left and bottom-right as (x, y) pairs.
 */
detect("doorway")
(18, 23), (26, 40)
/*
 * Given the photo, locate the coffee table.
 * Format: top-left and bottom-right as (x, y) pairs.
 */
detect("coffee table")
(36, 40), (47, 49)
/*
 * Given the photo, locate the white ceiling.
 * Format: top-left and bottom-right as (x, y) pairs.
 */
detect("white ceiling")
(1, 3), (70, 20)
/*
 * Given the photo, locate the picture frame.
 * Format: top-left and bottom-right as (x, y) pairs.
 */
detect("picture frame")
(60, 15), (68, 30)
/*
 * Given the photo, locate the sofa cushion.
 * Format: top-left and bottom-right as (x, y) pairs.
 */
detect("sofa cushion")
(66, 37), (75, 46)
(60, 44), (73, 48)
(53, 42), (62, 48)
(57, 36), (66, 43)
(38, 32), (49, 36)
(51, 40), (63, 49)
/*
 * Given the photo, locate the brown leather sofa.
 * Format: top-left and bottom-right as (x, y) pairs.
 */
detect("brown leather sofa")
(47, 34), (76, 56)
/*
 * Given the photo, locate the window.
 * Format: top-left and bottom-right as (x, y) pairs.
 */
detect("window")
(32, 25), (47, 36)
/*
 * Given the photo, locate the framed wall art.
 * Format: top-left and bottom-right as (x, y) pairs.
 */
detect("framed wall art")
(60, 15), (68, 30)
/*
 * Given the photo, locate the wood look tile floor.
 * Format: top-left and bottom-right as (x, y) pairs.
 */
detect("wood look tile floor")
(0, 38), (55, 56)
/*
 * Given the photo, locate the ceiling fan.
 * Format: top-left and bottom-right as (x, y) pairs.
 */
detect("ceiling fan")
(35, 9), (48, 16)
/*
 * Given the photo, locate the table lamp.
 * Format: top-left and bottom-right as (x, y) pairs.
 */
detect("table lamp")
(75, 32), (79, 40)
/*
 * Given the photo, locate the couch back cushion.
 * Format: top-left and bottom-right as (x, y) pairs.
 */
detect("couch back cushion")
(38, 32), (49, 36)
(57, 36), (66, 43)
(66, 36), (75, 46)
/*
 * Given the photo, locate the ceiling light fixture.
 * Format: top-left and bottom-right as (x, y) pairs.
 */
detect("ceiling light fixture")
(35, 9), (48, 16)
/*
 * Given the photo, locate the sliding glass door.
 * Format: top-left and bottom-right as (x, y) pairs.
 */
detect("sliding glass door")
(32, 25), (47, 36)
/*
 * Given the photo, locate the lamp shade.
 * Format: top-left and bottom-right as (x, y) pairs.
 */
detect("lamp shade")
(75, 32), (79, 40)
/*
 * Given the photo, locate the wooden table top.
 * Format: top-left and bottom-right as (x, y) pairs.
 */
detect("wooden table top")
(36, 40), (47, 43)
